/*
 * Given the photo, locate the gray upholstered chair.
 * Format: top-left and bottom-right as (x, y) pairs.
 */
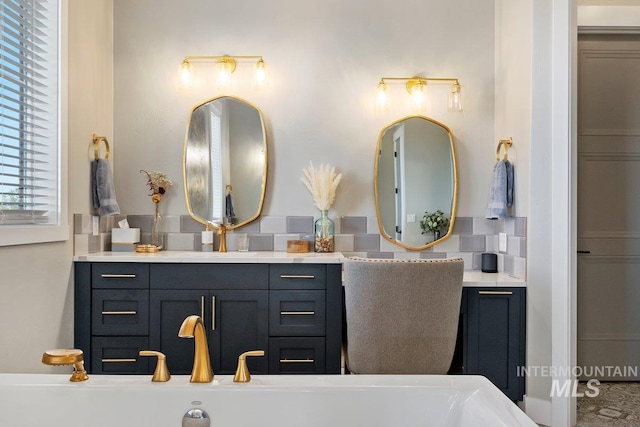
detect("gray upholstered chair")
(343, 257), (464, 374)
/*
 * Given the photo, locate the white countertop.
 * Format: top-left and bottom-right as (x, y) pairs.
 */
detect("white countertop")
(74, 250), (345, 264)
(461, 270), (526, 287)
(74, 251), (526, 287)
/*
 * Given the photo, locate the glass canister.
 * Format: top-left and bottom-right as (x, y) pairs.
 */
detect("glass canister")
(314, 210), (335, 253)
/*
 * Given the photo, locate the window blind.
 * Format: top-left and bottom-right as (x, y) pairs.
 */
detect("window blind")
(210, 108), (223, 222)
(0, 0), (59, 226)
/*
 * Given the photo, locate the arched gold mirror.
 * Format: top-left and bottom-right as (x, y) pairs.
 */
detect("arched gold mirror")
(374, 115), (457, 251)
(183, 95), (267, 229)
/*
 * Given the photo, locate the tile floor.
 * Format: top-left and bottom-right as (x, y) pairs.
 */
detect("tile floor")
(535, 382), (640, 427)
(577, 382), (640, 426)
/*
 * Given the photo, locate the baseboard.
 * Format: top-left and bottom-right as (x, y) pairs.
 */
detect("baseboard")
(522, 395), (552, 426)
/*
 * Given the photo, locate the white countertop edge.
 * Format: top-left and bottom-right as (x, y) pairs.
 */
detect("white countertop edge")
(462, 271), (527, 288)
(73, 251), (526, 287)
(73, 250), (345, 264)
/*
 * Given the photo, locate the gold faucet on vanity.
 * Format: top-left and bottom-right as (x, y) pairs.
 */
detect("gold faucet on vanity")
(178, 315), (213, 383)
(218, 223), (227, 252)
(41, 349), (89, 382)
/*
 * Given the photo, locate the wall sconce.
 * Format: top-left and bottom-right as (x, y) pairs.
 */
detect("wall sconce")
(375, 76), (463, 112)
(179, 55), (267, 89)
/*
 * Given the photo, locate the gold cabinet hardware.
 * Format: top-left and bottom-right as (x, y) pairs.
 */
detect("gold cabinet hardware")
(100, 274), (136, 278)
(42, 349), (89, 382)
(101, 310), (137, 315)
(211, 296), (216, 331)
(233, 350), (265, 382)
(280, 274), (315, 279)
(101, 358), (137, 363)
(280, 311), (315, 315)
(478, 291), (513, 295)
(279, 359), (314, 363)
(201, 296), (205, 321)
(139, 350), (171, 382)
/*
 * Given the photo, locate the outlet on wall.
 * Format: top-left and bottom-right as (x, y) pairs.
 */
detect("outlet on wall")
(92, 216), (99, 236)
(498, 232), (507, 253)
(407, 214), (416, 223)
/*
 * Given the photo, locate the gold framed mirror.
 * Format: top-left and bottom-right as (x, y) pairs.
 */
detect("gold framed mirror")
(183, 95), (267, 230)
(374, 115), (458, 251)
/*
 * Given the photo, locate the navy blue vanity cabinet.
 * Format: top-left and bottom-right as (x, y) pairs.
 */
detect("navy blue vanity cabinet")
(74, 262), (151, 374)
(149, 264), (269, 375)
(75, 261), (344, 376)
(465, 287), (526, 401)
(268, 264), (341, 374)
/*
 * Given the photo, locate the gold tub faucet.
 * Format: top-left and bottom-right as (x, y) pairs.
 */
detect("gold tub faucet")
(139, 350), (171, 382)
(178, 315), (213, 383)
(41, 349), (89, 382)
(233, 350), (265, 383)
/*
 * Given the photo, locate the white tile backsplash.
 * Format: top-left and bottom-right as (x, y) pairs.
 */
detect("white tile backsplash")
(260, 216), (287, 234)
(75, 213), (527, 277)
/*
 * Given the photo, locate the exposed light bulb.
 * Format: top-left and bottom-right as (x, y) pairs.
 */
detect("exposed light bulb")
(448, 83), (463, 112)
(254, 58), (268, 87)
(376, 80), (389, 112)
(217, 58), (234, 87)
(410, 81), (426, 111)
(180, 60), (192, 88)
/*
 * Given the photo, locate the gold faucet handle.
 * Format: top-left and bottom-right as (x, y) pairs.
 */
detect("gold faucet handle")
(42, 349), (89, 382)
(233, 350), (265, 383)
(139, 350), (171, 382)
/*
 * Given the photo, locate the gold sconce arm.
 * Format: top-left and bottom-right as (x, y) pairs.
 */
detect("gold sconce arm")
(376, 76), (463, 112)
(179, 55), (267, 89)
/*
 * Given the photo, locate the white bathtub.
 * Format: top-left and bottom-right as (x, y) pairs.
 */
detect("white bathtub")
(0, 374), (535, 426)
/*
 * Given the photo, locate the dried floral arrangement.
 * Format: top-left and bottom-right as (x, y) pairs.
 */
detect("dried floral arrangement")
(301, 162), (342, 211)
(140, 170), (173, 203)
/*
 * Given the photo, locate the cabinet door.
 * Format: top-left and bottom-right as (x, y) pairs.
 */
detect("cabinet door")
(150, 290), (207, 375)
(210, 290), (269, 375)
(466, 288), (525, 401)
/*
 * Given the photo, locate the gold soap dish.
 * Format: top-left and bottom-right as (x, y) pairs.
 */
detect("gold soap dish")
(287, 240), (310, 253)
(135, 244), (162, 253)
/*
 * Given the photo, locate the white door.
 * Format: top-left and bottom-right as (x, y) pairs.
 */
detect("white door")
(393, 126), (405, 241)
(577, 35), (640, 380)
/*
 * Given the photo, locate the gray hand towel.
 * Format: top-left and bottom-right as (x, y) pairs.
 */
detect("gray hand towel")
(91, 159), (120, 216)
(486, 160), (509, 219)
(505, 160), (514, 207)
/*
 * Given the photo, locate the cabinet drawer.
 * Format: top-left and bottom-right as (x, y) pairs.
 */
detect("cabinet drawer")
(92, 290), (149, 336)
(92, 263), (149, 289)
(269, 338), (326, 374)
(150, 264), (268, 290)
(269, 290), (325, 336)
(91, 337), (149, 374)
(270, 265), (326, 290)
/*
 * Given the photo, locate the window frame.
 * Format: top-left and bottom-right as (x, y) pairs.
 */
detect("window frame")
(0, 0), (68, 246)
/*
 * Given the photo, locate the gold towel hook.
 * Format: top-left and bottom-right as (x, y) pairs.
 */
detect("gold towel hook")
(496, 137), (513, 161)
(226, 184), (233, 194)
(92, 133), (110, 160)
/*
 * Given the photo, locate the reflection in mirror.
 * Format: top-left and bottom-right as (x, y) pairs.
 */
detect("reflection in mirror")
(183, 96), (267, 230)
(374, 115), (457, 250)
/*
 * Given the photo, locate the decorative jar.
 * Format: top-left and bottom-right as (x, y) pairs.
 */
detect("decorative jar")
(314, 210), (335, 253)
